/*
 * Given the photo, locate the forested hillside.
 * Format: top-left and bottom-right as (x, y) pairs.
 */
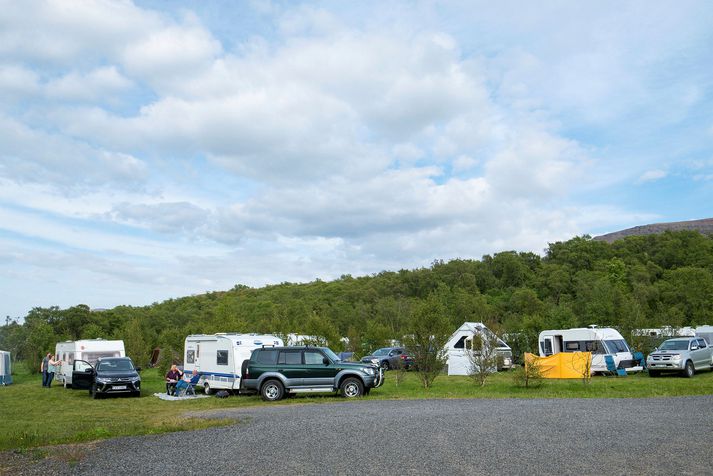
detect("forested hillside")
(3, 231), (713, 371)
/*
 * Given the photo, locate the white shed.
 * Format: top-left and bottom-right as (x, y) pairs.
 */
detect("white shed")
(445, 322), (513, 376)
(0, 350), (11, 385)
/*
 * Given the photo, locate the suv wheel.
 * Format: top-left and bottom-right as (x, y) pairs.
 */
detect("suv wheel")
(683, 360), (695, 378)
(380, 361), (390, 371)
(261, 380), (284, 402)
(340, 377), (364, 398)
(203, 382), (212, 395)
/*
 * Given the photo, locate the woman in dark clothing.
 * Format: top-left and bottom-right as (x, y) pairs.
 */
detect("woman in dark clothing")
(165, 364), (183, 395)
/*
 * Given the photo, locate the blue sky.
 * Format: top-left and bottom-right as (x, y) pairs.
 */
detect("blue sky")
(1, 0), (712, 319)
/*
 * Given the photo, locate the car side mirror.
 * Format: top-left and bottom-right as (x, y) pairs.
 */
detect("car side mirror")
(323, 357), (330, 365)
(136, 367), (142, 372)
(691, 345), (699, 351)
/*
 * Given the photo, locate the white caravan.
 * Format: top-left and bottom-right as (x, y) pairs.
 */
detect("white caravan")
(445, 322), (513, 376)
(55, 339), (125, 388)
(183, 333), (283, 395)
(695, 325), (713, 346)
(538, 326), (642, 374)
(0, 350), (11, 385)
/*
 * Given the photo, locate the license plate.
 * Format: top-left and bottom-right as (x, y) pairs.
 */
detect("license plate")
(113, 385), (127, 390)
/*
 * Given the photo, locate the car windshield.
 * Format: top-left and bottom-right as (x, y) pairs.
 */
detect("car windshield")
(97, 359), (134, 371)
(322, 348), (341, 362)
(373, 348), (390, 356)
(604, 340), (629, 354)
(659, 340), (690, 351)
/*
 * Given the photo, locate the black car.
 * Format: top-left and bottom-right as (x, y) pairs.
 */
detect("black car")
(71, 357), (141, 399)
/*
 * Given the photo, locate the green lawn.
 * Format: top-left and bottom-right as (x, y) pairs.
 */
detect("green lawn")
(1, 364), (712, 451)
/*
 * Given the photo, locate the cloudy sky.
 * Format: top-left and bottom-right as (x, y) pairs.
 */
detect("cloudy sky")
(1, 1), (712, 319)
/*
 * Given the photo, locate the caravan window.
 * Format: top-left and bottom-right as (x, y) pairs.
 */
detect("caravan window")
(565, 341), (580, 351)
(604, 340), (629, 354)
(454, 336), (467, 349)
(186, 350), (195, 364)
(584, 341), (605, 354)
(83, 352), (121, 365)
(216, 350), (228, 366)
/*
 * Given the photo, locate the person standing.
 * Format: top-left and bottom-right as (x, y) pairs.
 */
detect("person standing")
(41, 352), (51, 387)
(46, 355), (60, 387)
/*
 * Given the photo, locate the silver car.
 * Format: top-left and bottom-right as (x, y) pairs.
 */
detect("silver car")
(647, 337), (713, 377)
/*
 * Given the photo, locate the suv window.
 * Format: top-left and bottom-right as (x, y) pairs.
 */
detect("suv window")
(304, 350), (324, 365)
(697, 339), (707, 348)
(278, 350), (301, 365)
(255, 349), (279, 364)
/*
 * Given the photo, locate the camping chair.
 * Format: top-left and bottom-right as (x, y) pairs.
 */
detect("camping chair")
(175, 373), (201, 397)
(632, 351), (646, 370)
(604, 355), (627, 377)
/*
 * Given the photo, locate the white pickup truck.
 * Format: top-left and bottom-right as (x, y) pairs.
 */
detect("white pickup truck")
(647, 337), (713, 377)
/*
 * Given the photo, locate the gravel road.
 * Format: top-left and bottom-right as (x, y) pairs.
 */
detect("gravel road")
(9, 396), (713, 475)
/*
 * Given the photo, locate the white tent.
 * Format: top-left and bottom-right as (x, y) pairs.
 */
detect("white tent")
(445, 322), (513, 376)
(0, 350), (11, 385)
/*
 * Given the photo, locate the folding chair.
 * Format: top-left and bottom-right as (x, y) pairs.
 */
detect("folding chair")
(176, 373), (201, 397)
(604, 355), (627, 376)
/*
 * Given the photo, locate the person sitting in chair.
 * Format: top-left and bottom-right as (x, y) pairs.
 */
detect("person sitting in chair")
(165, 365), (183, 395)
(174, 371), (202, 397)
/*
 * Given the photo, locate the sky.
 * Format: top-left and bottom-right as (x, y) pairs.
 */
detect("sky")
(1, 0), (713, 319)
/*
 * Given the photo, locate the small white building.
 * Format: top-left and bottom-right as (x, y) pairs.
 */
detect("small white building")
(184, 333), (283, 394)
(445, 322), (513, 376)
(0, 350), (11, 385)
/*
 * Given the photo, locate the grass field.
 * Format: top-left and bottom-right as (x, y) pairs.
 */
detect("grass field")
(1, 363), (712, 451)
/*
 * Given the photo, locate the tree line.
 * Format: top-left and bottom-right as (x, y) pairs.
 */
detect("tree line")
(3, 230), (713, 373)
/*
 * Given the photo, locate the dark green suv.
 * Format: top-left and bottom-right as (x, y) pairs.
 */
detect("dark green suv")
(242, 346), (384, 401)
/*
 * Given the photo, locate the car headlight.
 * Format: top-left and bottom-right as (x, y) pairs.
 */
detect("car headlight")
(671, 355), (682, 361)
(96, 377), (111, 384)
(371, 358), (379, 364)
(362, 367), (375, 375)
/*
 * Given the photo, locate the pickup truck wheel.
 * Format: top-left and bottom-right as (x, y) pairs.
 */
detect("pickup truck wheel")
(648, 370), (660, 378)
(340, 377), (364, 398)
(683, 360), (695, 378)
(261, 380), (284, 402)
(203, 382), (212, 395)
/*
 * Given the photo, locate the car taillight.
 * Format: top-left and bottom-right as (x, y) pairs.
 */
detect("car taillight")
(400, 355), (408, 359)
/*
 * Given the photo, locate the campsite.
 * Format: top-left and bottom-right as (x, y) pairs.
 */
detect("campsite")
(2, 353), (713, 452)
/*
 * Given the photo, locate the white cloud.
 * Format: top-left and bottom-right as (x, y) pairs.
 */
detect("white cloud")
(1, 0), (711, 318)
(637, 169), (667, 184)
(0, 115), (147, 189)
(45, 66), (133, 101)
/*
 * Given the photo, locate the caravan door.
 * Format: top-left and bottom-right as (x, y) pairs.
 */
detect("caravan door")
(542, 336), (555, 356)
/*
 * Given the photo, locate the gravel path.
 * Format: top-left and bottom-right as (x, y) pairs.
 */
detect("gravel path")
(10, 396), (713, 475)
